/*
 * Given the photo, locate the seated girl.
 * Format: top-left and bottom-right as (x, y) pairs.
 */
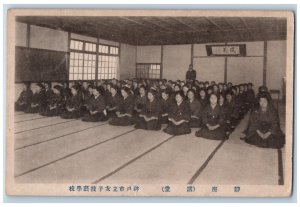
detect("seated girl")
(43, 82), (54, 107)
(160, 88), (173, 124)
(133, 85), (147, 117)
(82, 86), (108, 122)
(224, 90), (240, 132)
(15, 82), (33, 112)
(81, 84), (94, 115)
(40, 85), (64, 117)
(244, 92), (285, 149)
(60, 85), (82, 119)
(187, 89), (202, 128)
(195, 93), (226, 140)
(24, 83), (46, 113)
(163, 91), (191, 136)
(109, 87), (135, 126)
(135, 89), (161, 130)
(198, 87), (209, 108)
(106, 84), (122, 118)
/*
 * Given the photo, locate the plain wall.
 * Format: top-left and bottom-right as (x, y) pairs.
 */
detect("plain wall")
(163, 44), (191, 80)
(15, 22), (27, 47)
(30, 25), (69, 52)
(266, 40), (287, 99)
(194, 57), (225, 83)
(120, 43), (136, 79)
(227, 57), (264, 93)
(136, 46), (161, 63)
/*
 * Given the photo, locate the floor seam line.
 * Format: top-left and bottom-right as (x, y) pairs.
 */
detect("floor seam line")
(15, 123), (109, 151)
(91, 135), (176, 184)
(15, 119), (77, 134)
(187, 139), (226, 185)
(14, 128), (138, 178)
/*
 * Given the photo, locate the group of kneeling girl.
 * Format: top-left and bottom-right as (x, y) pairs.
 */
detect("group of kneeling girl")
(15, 79), (285, 149)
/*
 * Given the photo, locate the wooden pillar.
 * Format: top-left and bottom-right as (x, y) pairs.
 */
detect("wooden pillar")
(135, 46), (138, 79)
(191, 44), (194, 66)
(118, 42), (121, 80)
(160, 45), (164, 79)
(26, 24), (30, 48)
(67, 32), (71, 85)
(224, 57), (228, 83)
(263, 41), (267, 86)
(95, 38), (99, 85)
(224, 42), (228, 83)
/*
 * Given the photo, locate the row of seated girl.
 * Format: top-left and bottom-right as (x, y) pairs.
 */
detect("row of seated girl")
(15, 79), (285, 149)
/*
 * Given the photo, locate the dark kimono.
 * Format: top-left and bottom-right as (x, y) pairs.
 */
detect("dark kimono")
(24, 91), (46, 113)
(160, 97), (174, 124)
(223, 99), (240, 132)
(238, 92), (249, 118)
(135, 98), (161, 130)
(15, 89), (33, 111)
(199, 96), (209, 109)
(134, 95), (147, 114)
(188, 99), (202, 128)
(245, 107), (285, 149)
(81, 89), (92, 115)
(44, 88), (54, 106)
(82, 94), (108, 122)
(60, 93), (82, 119)
(40, 93), (64, 117)
(109, 94), (135, 126)
(133, 87), (139, 96)
(106, 93), (123, 118)
(163, 100), (191, 136)
(62, 87), (71, 102)
(246, 89), (255, 109)
(195, 104), (226, 140)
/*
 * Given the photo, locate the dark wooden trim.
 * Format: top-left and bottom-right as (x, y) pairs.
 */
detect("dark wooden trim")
(193, 55), (264, 58)
(277, 149), (284, 185)
(67, 32), (71, 86)
(191, 44), (194, 65)
(26, 24), (30, 48)
(263, 41), (268, 86)
(136, 63), (161, 65)
(16, 46), (67, 55)
(160, 45), (164, 79)
(224, 42), (228, 83)
(70, 37), (97, 44)
(224, 57), (228, 83)
(135, 46), (138, 78)
(118, 42), (121, 80)
(95, 37), (99, 85)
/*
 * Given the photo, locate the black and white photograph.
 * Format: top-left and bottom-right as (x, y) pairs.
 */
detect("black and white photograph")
(6, 9), (294, 197)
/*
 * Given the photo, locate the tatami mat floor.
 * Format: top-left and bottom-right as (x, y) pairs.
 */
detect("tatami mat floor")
(14, 104), (286, 185)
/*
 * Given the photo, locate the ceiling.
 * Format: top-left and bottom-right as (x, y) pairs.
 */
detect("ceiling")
(16, 16), (287, 45)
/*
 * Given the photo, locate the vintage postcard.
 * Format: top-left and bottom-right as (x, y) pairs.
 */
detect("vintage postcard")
(6, 9), (294, 197)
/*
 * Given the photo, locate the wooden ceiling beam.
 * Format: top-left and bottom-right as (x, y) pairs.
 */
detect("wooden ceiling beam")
(240, 17), (255, 41)
(142, 18), (173, 32)
(171, 17), (203, 33)
(204, 17), (223, 30)
(224, 18), (236, 30)
(119, 16), (154, 31)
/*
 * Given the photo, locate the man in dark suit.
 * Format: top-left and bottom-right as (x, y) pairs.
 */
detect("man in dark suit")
(186, 64), (196, 83)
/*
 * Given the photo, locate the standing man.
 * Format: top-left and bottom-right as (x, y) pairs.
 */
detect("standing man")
(186, 64), (196, 83)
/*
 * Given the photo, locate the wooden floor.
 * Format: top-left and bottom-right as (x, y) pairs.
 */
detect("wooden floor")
(13, 105), (285, 185)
